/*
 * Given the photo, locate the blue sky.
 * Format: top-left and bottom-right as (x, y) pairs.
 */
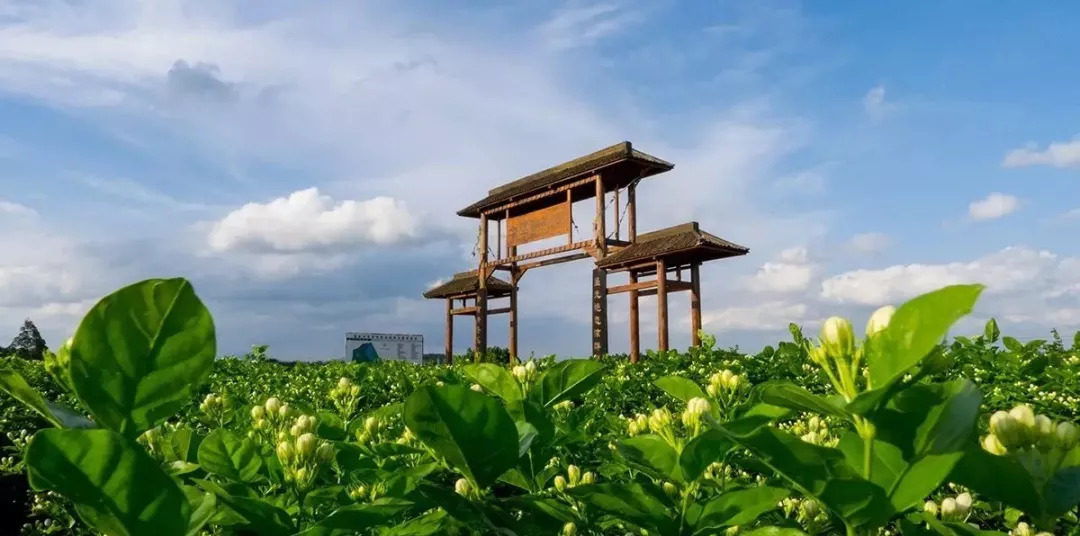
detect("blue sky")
(1, 0), (1079, 360)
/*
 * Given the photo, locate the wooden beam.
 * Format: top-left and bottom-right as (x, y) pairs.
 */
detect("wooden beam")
(518, 252), (590, 273)
(482, 174), (599, 217)
(614, 187), (621, 241)
(612, 279), (691, 295)
(445, 298), (453, 364)
(657, 259), (669, 352)
(629, 271), (640, 364)
(509, 260), (518, 365)
(628, 183), (636, 242)
(489, 240), (592, 266)
(476, 214), (488, 362)
(691, 263), (702, 347)
(594, 175), (606, 258)
(452, 306), (478, 315)
(608, 279), (658, 295)
(606, 238), (631, 248)
(488, 307), (512, 315)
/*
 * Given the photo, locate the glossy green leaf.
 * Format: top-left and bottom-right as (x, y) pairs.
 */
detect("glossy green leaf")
(462, 363), (522, 402)
(197, 429), (262, 483)
(869, 284), (983, 390)
(298, 498), (416, 536)
(567, 483), (675, 534)
(67, 278), (216, 437)
(26, 428), (190, 536)
(983, 318), (1000, 342)
(0, 367), (94, 429)
(317, 411), (347, 441)
(843, 379), (981, 512)
(535, 359), (606, 407)
(949, 446), (1042, 517)
(183, 486), (216, 536)
(741, 528), (809, 536)
(712, 419), (893, 528)
(696, 486), (790, 531)
(403, 385), (518, 488)
(757, 381), (851, 419)
(679, 429), (735, 482)
(654, 375), (707, 403)
(195, 479), (294, 536)
(616, 435), (680, 482)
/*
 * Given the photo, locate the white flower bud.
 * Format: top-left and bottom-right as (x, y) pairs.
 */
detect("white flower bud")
(512, 366), (527, 382)
(663, 481), (678, 497)
(350, 384), (360, 396)
(562, 521), (577, 536)
(954, 492), (971, 518)
(276, 441), (294, 463)
(525, 360), (536, 375)
(455, 478), (472, 497)
(554, 475), (567, 491)
(865, 305), (895, 337)
(924, 500), (938, 516)
(296, 433), (318, 459)
(264, 397), (282, 415)
(940, 497), (957, 518)
(470, 383), (483, 392)
(581, 471), (595, 485)
(981, 434), (1007, 455)
(316, 442), (334, 463)
(338, 377), (351, 389)
(820, 316), (855, 358)
(1014, 522), (1033, 536)
(567, 465), (581, 486)
(251, 405), (265, 420)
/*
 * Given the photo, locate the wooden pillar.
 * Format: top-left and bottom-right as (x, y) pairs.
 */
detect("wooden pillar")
(627, 184), (637, 243)
(614, 187), (621, 241)
(595, 175), (606, 257)
(445, 298), (453, 364)
(690, 263), (701, 347)
(629, 270), (640, 363)
(592, 268), (608, 357)
(476, 214), (488, 362)
(657, 259), (669, 352)
(509, 245), (519, 364)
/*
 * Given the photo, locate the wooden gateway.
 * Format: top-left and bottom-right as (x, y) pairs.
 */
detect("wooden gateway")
(423, 141), (749, 363)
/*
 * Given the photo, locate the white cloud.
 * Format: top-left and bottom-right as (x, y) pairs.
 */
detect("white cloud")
(1002, 136), (1080, 168)
(0, 199), (37, 218)
(820, 246), (1060, 306)
(537, 3), (642, 50)
(207, 188), (421, 254)
(968, 192), (1019, 221)
(748, 246), (814, 293)
(702, 301), (810, 332)
(862, 84), (889, 121)
(846, 232), (889, 254)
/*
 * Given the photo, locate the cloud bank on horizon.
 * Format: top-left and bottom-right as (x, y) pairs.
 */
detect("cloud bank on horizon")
(0, 1), (1078, 359)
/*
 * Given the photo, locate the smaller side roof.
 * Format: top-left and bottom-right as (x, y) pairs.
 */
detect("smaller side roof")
(422, 270), (514, 299)
(596, 222), (749, 270)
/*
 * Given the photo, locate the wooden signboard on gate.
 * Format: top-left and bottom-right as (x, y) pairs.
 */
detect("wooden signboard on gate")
(506, 201), (570, 247)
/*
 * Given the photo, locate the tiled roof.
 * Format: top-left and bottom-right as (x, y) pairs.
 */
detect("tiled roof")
(457, 141), (673, 218)
(596, 222), (749, 269)
(422, 271), (514, 299)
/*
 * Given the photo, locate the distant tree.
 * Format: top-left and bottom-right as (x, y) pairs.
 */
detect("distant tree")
(10, 319), (47, 361)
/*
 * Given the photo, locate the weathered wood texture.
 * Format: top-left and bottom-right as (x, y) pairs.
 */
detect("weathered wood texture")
(506, 201), (571, 247)
(592, 268), (608, 357)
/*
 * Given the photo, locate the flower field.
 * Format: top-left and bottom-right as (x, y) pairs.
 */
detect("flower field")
(2, 279), (1080, 535)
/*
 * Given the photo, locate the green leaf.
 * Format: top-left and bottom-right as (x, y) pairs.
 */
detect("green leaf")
(535, 359), (606, 407)
(197, 429), (262, 483)
(1046, 466), (1080, 518)
(67, 278), (216, 437)
(317, 411), (347, 441)
(844, 379), (981, 513)
(616, 435), (680, 482)
(507, 398), (555, 454)
(949, 446), (1042, 518)
(183, 486), (216, 536)
(983, 318), (1000, 342)
(26, 428), (191, 536)
(696, 486), (789, 531)
(195, 479), (294, 536)
(462, 363), (522, 402)
(680, 429), (735, 482)
(653, 375), (707, 403)
(757, 381), (851, 419)
(1002, 336), (1023, 353)
(0, 367), (94, 429)
(711, 419), (893, 528)
(567, 483), (675, 534)
(868, 284), (983, 390)
(403, 385), (519, 488)
(741, 528), (809, 536)
(298, 498), (416, 536)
